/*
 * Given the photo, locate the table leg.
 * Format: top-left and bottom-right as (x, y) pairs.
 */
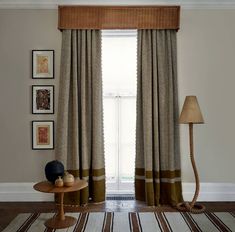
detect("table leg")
(44, 192), (77, 229)
(58, 192), (65, 220)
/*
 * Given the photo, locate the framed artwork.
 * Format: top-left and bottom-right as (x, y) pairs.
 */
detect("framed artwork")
(32, 85), (54, 114)
(32, 50), (54, 79)
(32, 121), (54, 150)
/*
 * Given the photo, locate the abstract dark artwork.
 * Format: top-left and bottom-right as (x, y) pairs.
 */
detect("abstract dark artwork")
(32, 85), (54, 114)
(36, 89), (50, 110)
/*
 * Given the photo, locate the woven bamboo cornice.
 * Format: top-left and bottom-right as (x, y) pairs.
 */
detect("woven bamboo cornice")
(58, 5), (180, 30)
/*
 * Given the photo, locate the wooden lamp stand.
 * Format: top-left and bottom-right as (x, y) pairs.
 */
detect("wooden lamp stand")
(176, 96), (206, 214)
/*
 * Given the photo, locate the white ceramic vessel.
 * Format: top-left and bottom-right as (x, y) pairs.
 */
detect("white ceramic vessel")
(63, 171), (75, 187)
(54, 176), (64, 187)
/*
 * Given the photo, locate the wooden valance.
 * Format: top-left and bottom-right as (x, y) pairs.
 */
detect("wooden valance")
(58, 5), (180, 30)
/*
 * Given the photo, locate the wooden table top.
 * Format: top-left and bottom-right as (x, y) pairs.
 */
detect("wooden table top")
(33, 179), (88, 193)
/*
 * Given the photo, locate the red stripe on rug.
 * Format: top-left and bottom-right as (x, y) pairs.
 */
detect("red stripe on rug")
(102, 212), (113, 232)
(185, 213), (203, 232)
(17, 213), (40, 232)
(180, 212), (201, 232)
(74, 212), (89, 232)
(129, 212), (142, 232)
(207, 213), (232, 232)
(155, 212), (171, 232)
(154, 212), (164, 232)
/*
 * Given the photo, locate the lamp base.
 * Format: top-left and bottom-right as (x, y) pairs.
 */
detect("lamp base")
(176, 202), (206, 214)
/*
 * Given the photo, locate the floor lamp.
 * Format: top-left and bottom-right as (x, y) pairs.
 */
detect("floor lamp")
(177, 96), (206, 213)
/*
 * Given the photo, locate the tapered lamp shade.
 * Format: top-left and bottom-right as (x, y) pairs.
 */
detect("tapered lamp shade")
(179, 96), (204, 124)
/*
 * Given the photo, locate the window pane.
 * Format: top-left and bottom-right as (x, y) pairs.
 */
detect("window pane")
(103, 98), (118, 182)
(102, 32), (137, 95)
(102, 30), (137, 193)
(120, 97), (136, 182)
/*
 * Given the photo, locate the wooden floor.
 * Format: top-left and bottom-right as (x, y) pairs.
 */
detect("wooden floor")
(0, 201), (235, 231)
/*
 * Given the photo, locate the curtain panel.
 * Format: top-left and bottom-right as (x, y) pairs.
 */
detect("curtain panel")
(135, 29), (183, 206)
(56, 29), (105, 205)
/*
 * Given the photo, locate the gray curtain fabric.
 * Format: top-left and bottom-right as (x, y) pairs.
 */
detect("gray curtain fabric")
(135, 29), (183, 206)
(56, 29), (105, 205)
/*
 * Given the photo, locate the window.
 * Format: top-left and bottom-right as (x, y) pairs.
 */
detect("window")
(102, 30), (137, 194)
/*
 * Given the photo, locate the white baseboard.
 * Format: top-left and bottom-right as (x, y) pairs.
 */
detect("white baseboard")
(182, 183), (235, 202)
(0, 182), (234, 202)
(0, 183), (53, 202)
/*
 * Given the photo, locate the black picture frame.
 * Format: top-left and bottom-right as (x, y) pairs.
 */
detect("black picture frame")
(32, 85), (54, 114)
(32, 120), (54, 150)
(32, 50), (54, 79)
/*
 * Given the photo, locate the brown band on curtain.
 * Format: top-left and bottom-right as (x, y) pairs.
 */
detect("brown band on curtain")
(58, 5), (180, 30)
(135, 180), (182, 206)
(135, 168), (182, 179)
(135, 168), (182, 205)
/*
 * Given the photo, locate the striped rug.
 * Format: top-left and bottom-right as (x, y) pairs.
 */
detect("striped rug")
(3, 212), (235, 232)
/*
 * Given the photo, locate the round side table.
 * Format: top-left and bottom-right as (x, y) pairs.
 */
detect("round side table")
(33, 179), (87, 229)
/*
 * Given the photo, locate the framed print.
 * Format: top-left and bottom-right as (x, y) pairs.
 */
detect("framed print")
(32, 85), (54, 114)
(32, 50), (54, 79)
(32, 121), (54, 150)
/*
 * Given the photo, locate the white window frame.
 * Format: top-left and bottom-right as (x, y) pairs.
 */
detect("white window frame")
(104, 95), (135, 194)
(102, 30), (137, 194)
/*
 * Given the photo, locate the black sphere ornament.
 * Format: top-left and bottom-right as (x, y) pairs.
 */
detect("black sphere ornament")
(45, 160), (64, 183)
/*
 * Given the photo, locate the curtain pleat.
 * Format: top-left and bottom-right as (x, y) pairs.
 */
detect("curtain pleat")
(135, 29), (183, 206)
(56, 29), (105, 205)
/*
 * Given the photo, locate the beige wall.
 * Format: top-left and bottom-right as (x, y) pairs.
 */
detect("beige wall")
(178, 10), (235, 183)
(0, 9), (235, 183)
(0, 10), (61, 182)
